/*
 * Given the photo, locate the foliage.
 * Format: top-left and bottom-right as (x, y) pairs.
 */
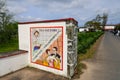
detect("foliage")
(77, 31), (103, 54)
(84, 13), (108, 31)
(0, 0), (18, 44)
(0, 37), (18, 53)
(0, 0), (18, 53)
(115, 24), (120, 30)
(84, 21), (93, 28)
(84, 21), (101, 31)
(0, 22), (18, 43)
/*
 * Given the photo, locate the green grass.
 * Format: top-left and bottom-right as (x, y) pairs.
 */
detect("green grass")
(78, 34), (103, 61)
(0, 38), (18, 53)
(77, 31), (104, 54)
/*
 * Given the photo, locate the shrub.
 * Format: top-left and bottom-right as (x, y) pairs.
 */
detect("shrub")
(77, 31), (103, 54)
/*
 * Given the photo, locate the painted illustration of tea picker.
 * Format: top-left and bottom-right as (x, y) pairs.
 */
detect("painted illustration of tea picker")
(32, 30), (42, 54)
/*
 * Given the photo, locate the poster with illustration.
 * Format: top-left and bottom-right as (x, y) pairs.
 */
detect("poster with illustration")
(30, 27), (63, 70)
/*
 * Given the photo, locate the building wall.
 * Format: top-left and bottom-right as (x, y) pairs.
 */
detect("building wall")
(18, 22), (68, 77)
(104, 26), (115, 30)
(79, 28), (89, 32)
(79, 28), (85, 32)
(0, 53), (28, 77)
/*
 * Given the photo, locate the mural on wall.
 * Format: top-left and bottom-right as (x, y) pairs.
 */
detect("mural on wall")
(30, 27), (63, 70)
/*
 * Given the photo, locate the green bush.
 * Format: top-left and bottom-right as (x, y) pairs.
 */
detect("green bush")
(77, 31), (103, 54)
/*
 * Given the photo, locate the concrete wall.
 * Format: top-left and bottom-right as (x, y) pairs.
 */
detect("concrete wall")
(0, 53), (28, 77)
(18, 22), (68, 77)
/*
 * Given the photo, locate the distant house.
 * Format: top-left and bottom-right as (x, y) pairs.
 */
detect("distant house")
(104, 25), (115, 30)
(78, 27), (89, 32)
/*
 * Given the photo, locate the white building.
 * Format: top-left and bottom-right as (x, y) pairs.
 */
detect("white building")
(104, 25), (115, 30)
(79, 27), (89, 32)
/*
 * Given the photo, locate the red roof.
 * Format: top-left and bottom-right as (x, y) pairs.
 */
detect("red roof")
(18, 18), (78, 24)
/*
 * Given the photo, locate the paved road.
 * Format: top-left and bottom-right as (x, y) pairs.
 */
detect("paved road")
(76, 32), (120, 80)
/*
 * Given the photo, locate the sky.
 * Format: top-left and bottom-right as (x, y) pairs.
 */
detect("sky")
(6, 0), (120, 26)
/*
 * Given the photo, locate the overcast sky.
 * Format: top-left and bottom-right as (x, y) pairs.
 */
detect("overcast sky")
(6, 0), (120, 26)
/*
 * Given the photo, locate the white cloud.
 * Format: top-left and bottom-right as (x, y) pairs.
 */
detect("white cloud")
(6, 0), (120, 25)
(28, 0), (90, 12)
(107, 9), (120, 23)
(95, 8), (110, 15)
(8, 6), (27, 14)
(15, 15), (43, 22)
(6, 0), (28, 14)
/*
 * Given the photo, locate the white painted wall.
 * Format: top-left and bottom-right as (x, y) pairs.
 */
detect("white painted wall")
(104, 26), (115, 30)
(0, 53), (28, 77)
(79, 28), (89, 32)
(79, 28), (85, 32)
(18, 22), (68, 77)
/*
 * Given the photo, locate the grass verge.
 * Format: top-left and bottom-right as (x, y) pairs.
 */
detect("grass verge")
(0, 38), (18, 53)
(78, 34), (104, 61)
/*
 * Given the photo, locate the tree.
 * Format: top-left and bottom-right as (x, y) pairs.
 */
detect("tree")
(102, 13), (108, 29)
(0, 0), (17, 43)
(84, 21), (101, 31)
(85, 13), (108, 31)
(84, 21), (93, 28)
(94, 13), (108, 30)
(115, 24), (120, 30)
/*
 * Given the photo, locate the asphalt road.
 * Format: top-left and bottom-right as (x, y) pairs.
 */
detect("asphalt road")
(76, 31), (120, 80)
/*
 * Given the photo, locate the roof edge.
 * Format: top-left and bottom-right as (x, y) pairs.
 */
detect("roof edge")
(18, 18), (78, 24)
